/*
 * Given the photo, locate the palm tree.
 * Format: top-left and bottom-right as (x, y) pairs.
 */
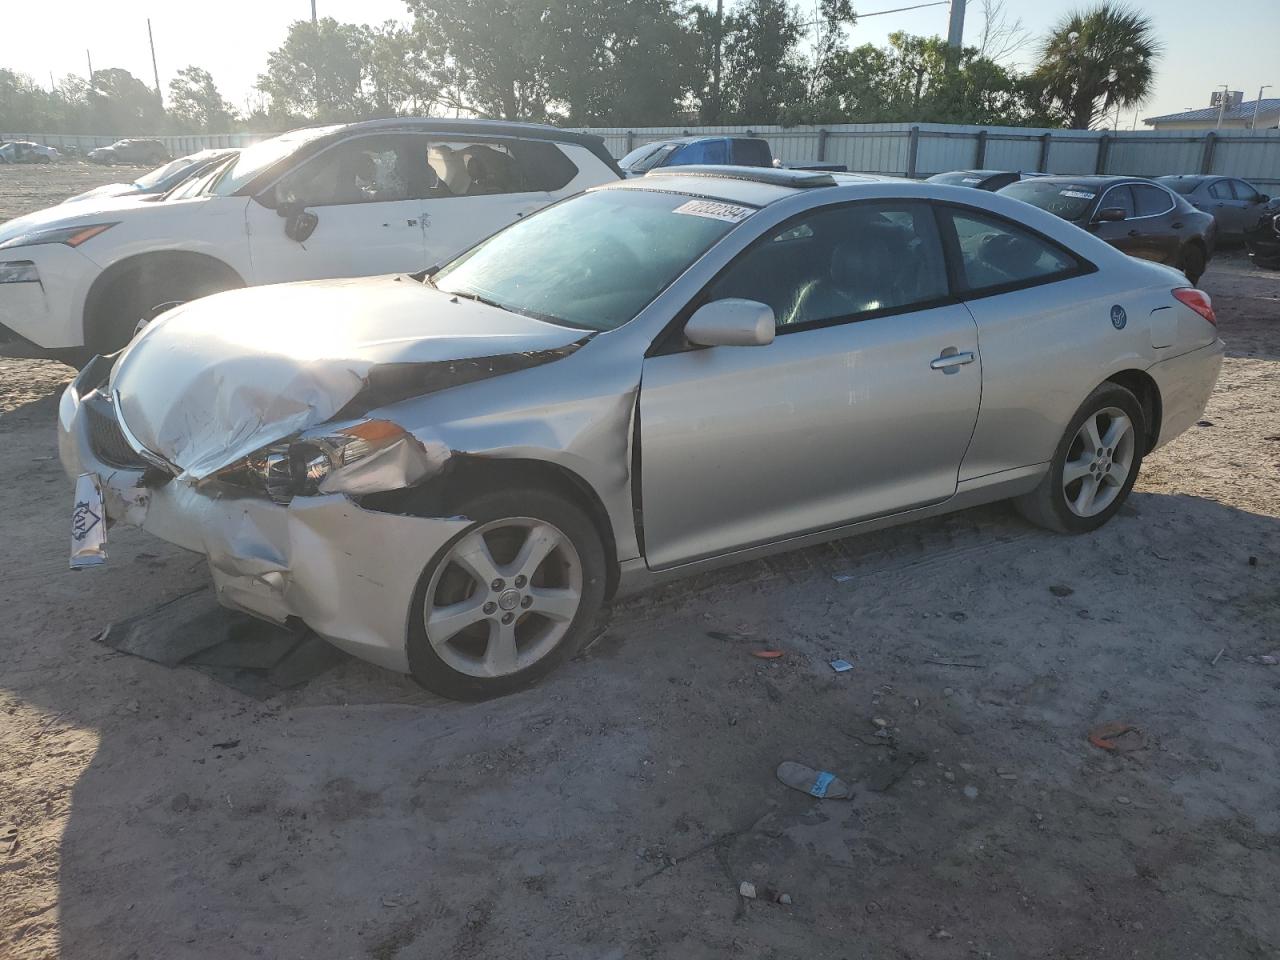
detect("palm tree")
(1032, 3), (1161, 129)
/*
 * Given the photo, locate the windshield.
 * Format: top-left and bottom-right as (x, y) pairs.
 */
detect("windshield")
(619, 142), (678, 173)
(433, 189), (750, 331)
(135, 157), (192, 189)
(1157, 177), (1199, 195)
(203, 127), (341, 197)
(999, 180), (1099, 222)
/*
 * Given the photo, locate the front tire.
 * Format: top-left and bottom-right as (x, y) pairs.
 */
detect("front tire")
(407, 488), (606, 700)
(88, 262), (240, 354)
(1015, 383), (1146, 534)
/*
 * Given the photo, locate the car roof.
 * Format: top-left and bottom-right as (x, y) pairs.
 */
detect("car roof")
(649, 134), (769, 145)
(603, 165), (903, 206)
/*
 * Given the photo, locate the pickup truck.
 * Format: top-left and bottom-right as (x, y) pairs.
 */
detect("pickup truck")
(617, 135), (845, 176)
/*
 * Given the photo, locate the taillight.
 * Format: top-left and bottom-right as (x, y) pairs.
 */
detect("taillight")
(1172, 287), (1216, 326)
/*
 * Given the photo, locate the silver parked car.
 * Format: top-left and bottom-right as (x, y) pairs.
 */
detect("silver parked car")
(60, 167), (1224, 699)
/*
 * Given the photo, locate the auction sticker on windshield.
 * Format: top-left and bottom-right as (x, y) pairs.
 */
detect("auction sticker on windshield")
(672, 200), (754, 223)
(1060, 189), (1096, 200)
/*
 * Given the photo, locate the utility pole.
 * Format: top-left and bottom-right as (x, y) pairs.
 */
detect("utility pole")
(711, 0), (723, 123)
(85, 49), (94, 85)
(147, 19), (162, 108)
(311, 0), (317, 23)
(1252, 85), (1272, 130)
(946, 0), (966, 49)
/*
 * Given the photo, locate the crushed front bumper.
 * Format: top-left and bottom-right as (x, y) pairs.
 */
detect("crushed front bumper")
(58, 364), (469, 673)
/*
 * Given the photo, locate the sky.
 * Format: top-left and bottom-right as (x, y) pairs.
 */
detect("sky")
(2, 0), (1276, 125)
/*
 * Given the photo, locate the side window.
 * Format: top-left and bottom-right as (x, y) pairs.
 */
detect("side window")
(1231, 180), (1259, 202)
(1132, 184), (1173, 217)
(424, 139), (577, 196)
(275, 135), (418, 206)
(943, 207), (1079, 294)
(1099, 185), (1135, 218)
(706, 202), (950, 331)
(732, 139), (773, 167)
(1207, 180), (1232, 200)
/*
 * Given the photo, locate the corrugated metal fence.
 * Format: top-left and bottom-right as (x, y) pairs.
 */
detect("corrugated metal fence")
(6, 123), (1279, 190)
(582, 123), (1280, 191)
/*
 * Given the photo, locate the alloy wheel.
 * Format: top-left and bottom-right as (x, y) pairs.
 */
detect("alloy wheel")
(1061, 406), (1136, 518)
(423, 517), (583, 678)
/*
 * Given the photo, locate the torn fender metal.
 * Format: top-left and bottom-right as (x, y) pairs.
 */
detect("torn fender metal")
(108, 275), (590, 480)
(142, 483), (469, 672)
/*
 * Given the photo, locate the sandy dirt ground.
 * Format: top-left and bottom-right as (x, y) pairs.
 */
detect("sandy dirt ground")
(1, 164), (1278, 960)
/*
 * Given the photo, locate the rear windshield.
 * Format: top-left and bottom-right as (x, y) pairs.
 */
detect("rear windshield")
(1157, 177), (1199, 195)
(434, 189), (750, 331)
(999, 180), (1099, 222)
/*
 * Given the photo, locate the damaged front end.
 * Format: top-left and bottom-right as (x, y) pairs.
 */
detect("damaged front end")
(58, 295), (597, 671)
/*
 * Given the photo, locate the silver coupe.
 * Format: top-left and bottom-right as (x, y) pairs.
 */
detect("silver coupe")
(60, 166), (1224, 699)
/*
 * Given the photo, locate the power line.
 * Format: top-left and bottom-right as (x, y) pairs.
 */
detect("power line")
(796, 1), (949, 28)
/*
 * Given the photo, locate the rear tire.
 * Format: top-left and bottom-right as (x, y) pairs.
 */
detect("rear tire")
(1181, 244), (1206, 285)
(407, 488), (606, 700)
(1015, 383), (1146, 534)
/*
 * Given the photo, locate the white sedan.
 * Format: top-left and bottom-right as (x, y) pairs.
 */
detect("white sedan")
(0, 119), (619, 363)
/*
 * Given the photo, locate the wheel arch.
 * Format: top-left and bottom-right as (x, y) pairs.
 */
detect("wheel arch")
(82, 250), (245, 347)
(362, 456), (622, 599)
(1106, 368), (1162, 453)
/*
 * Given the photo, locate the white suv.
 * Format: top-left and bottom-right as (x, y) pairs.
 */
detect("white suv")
(0, 119), (620, 362)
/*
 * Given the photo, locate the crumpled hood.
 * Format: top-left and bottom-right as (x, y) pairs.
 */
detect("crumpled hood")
(0, 192), (153, 244)
(110, 275), (588, 480)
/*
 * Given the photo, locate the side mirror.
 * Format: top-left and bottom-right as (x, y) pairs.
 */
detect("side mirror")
(1094, 207), (1127, 223)
(685, 298), (775, 347)
(1256, 194), (1270, 204)
(279, 203), (318, 243)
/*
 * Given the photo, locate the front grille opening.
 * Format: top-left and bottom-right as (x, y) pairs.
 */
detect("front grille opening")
(82, 392), (149, 470)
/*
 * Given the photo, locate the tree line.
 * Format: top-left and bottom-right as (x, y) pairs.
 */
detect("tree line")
(0, 1), (1159, 135)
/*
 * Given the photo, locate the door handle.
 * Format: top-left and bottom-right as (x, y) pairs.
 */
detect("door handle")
(1127, 229), (1139, 237)
(1171, 221), (1183, 229)
(930, 351), (975, 370)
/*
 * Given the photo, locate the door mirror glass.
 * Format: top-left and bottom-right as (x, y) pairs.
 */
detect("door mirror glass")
(1257, 193), (1270, 204)
(1094, 206), (1127, 223)
(284, 208), (319, 243)
(685, 298), (775, 347)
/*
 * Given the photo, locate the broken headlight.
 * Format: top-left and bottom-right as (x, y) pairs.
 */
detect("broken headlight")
(236, 420), (418, 504)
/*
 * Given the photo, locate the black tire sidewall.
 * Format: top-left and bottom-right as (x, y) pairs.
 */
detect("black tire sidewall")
(406, 488), (607, 700)
(1183, 245), (1206, 284)
(1042, 384), (1146, 533)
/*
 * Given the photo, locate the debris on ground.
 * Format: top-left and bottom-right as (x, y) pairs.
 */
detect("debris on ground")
(831, 573), (855, 583)
(751, 649), (784, 660)
(1245, 654), (1278, 665)
(930, 927), (955, 940)
(2, 824), (18, 856)
(829, 658), (854, 672)
(738, 881), (757, 899)
(776, 761), (854, 799)
(776, 892), (793, 905)
(1211, 648), (1225, 666)
(212, 739), (240, 750)
(1049, 584), (1075, 597)
(1087, 721), (1146, 753)
(963, 785), (979, 800)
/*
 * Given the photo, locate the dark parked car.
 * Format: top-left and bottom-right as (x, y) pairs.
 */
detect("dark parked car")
(927, 169), (1045, 191)
(87, 138), (171, 165)
(1157, 175), (1276, 239)
(998, 175), (1216, 284)
(1244, 210), (1280, 269)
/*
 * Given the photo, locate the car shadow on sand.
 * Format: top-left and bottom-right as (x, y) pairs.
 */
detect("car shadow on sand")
(5, 489), (1278, 959)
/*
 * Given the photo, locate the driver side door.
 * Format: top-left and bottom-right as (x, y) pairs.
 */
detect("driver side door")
(638, 201), (981, 569)
(244, 133), (431, 284)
